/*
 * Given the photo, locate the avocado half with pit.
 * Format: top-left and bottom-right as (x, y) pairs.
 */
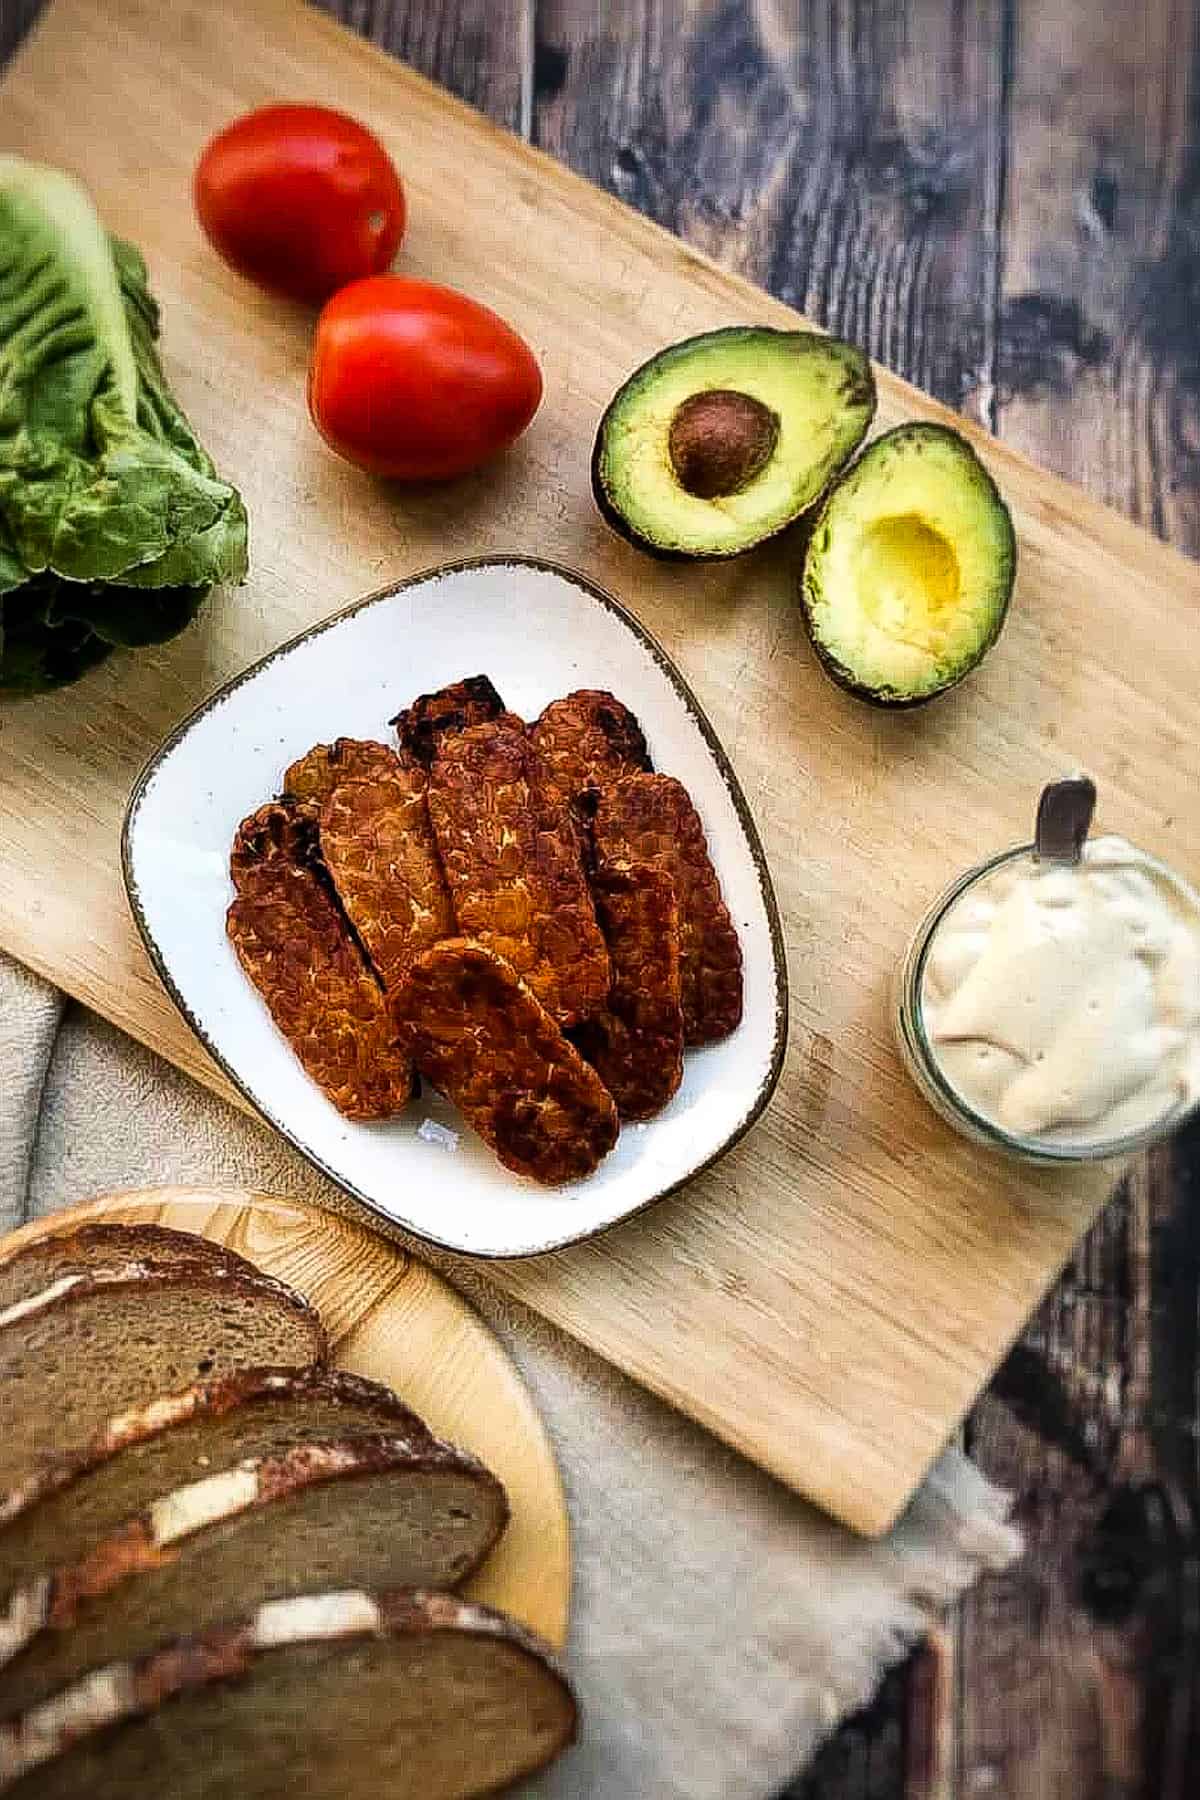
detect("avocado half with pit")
(591, 327), (876, 559)
(800, 423), (1016, 706)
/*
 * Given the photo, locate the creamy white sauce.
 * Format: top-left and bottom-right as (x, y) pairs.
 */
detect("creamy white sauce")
(920, 836), (1200, 1148)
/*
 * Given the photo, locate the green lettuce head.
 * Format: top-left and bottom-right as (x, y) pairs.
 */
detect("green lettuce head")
(0, 157), (248, 693)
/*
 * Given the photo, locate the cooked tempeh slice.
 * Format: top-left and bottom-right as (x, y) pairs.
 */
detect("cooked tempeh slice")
(283, 737), (454, 988)
(393, 940), (619, 1184)
(592, 773), (743, 1045)
(0, 1367), (434, 1605)
(427, 722), (609, 1027)
(281, 738), (399, 808)
(317, 752), (454, 989)
(572, 864), (684, 1120)
(392, 674), (508, 767)
(228, 795), (312, 880)
(531, 689), (651, 804)
(0, 1224), (254, 1313)
(0, 1264), (324, 1491)
(227, 801), (413, 1117)
(0, 1434), (508, 1719)
(0, 1590), (576, 1798)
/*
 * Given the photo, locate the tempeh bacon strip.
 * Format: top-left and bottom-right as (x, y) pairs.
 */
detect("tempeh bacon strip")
(285, 739), (453, 991)
(530, 689), (651, 806)
(591, 773), (743, 1045)
(393, 939), (619, 1184)
(572, 863), (684, 1120)
(226, 802), (413, 1118)
(392, 676), (509, 768)
(426, 721), (610, 1028)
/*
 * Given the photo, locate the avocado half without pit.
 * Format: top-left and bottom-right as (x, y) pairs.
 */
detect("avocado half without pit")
(800, 423), (1016, 706)
(592, 327), (877, 559)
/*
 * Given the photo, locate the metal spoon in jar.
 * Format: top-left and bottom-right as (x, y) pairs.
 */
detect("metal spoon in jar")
(1034, 774), (1097, 865)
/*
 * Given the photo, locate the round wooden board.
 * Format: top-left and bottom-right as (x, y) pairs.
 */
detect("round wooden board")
(0, 1187), (570, 1648)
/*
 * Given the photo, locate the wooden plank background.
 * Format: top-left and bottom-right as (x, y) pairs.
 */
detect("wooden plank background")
(2, 0), (1198, 1793)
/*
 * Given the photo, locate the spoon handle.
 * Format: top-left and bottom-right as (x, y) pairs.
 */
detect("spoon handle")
(1035, 775), (1097, 864)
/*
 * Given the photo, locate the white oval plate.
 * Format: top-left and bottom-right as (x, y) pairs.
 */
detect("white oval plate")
(123, 559), (788, 1257)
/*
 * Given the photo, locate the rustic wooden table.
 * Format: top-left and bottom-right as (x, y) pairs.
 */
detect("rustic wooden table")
(3, 0), (1198, 1794)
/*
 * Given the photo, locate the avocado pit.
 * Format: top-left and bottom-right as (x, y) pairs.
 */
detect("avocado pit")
(667, 389), (780, 500)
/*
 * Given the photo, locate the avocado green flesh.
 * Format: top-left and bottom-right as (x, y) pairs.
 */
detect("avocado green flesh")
(596, 329), (874, 557)
(802, 425), (1015, 703)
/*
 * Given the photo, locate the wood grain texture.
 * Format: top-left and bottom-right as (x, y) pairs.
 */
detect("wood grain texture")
(0, 0), (1188, 1540)
(0, 1186), (571, 1648)
(301, 3), (1200, 1792)
(957, 1141), (1200, 1797)
(310, 0), (531, 131)
(5, 0), (1200, 1791)
(537, 0), (1006, 414)
(953, 3), (1200, 1794)
(995, 0), (1200, 551)
(535, 5), (1012, 1789)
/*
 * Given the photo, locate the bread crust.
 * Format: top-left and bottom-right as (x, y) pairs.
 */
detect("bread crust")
(0, 1225), (260, 1313)
(0, 1433), (506, 1662)
(0, 1589), (576, 1795)
(0, 1366), (433, 1535)
(0, 1261), (324, 1357)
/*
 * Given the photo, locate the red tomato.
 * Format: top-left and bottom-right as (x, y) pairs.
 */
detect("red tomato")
(308, 276), (543, 481)
(194, 103), (406, 305)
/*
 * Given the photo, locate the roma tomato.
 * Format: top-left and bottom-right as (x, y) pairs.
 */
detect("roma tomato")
(194, 103), (405, 305)
(308, 276), (543, 481)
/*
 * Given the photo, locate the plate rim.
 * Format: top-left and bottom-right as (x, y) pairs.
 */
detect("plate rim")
(121, 554), (790, 1259)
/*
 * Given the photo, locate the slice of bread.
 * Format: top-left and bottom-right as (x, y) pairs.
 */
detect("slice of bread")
(0, 1264), (325, 1491)
(0, 1436), (509, 1719)
(0, 1589), (575, 1798)
(0, 1367), (433, 1602)
(0, 1224), (261, 1313)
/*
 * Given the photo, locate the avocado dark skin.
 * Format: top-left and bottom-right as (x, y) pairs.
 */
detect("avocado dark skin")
(591, 430), (709, 564)
(800, 628), (984, 711)
(590, 433), (692, 563)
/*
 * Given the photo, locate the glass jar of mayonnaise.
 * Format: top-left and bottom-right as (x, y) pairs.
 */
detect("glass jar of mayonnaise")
(894, 832), (1200, 1163)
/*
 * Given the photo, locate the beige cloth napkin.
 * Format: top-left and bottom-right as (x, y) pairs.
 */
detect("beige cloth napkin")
(0, 949), (1021, 1797)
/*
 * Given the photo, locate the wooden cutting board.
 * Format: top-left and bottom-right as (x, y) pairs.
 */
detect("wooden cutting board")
(1, 0), (1195, 1536)
(0, 1188), (570, 1648)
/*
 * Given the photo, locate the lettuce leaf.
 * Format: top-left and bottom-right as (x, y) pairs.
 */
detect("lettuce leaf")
(0, 157), (248, 692)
